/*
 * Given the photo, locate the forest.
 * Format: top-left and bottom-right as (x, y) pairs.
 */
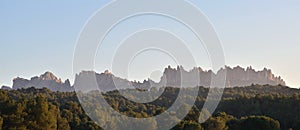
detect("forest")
(0, 84), (300, 130)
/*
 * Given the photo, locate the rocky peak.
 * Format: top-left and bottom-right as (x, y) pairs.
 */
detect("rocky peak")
(12, 71), (73, 92)
(161, 66), (286, 87)
(9, 66), (287, 92)
(39, 71), (61, 83)
(1, 86), (12, 90)
(104, 70), (111, 75)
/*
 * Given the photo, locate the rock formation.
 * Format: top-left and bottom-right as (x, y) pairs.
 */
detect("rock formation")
(9, 66), (286, 92)
(74, 70), (154, 92)
(12, 72), (73, 92)
(74, 66), (286, 92)
(159, 65), (285, 88)
(1, 86), (12, 90)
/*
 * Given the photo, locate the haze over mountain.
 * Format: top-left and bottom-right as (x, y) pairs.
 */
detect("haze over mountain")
(2, 66), (286, 92)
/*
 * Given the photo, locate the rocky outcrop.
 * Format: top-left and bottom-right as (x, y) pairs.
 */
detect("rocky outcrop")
(74, 70), (155, 92)
(160, 65), (285, 87)
(74, 66), (286, 92)
(12, 72), (73, 92)
(10, 66), (286, 92)
(222, 66), (285, 87)
(1, 86), (12, 90)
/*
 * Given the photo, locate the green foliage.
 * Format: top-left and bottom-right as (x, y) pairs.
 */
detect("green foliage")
(238, 116), (281, 130)
(172, 121), (203, 130)
(0, 85), (299, 129)
(29, 94), (57, 130)
(57, 108), (70, 130)
(0, 116), (3, 130)
(201, 112), (281, 130)
(203, 112), (233, 130)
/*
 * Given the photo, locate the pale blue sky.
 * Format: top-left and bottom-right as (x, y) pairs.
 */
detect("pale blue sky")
(0, 0), (299, 87)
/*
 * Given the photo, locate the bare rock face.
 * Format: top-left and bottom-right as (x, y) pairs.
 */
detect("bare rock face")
(1, 86), (12, 90)
(11, 66), (286, 92)
(160, 66), (286, 87)
(222, 66), (286, 87)
(39, 71), (62, 83)
(74, 70), (141, 92)
(12, 72), (73, 92)
(74, 66), (286, 92)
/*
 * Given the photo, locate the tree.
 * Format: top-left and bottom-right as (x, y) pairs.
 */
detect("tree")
(28, 94), (57, 130)
(3, 102), (27, 130)
(0, 85), (300, 130)
(57, 117), (70, 130)
(204, 117), (228, 130)
(172, 121), (203, 130)
(203, 112), (234, 130)
(183, 122), (203, 130)
(116, 117), (157, 130)
(0, 116), (3, 130)
(239, 116), (280, 130)
(57, 108), (70, 130)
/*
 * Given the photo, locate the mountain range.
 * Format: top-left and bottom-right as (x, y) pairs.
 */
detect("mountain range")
(1, 66), (286, 92)
(11, 72), (72, 92)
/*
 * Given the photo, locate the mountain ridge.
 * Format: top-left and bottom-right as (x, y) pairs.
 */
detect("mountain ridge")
(11, 71), (73, 92)
(1, 66), (286, 92)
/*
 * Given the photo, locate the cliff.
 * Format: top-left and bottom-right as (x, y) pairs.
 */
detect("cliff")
(161, 66), (285, 88)
(74, 66), (286, 92)
(12, 72), (73, 92)
(10, 66), (286, 92)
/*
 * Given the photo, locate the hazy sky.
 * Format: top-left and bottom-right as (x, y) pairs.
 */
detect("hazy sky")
(0, 0), (299, 87)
